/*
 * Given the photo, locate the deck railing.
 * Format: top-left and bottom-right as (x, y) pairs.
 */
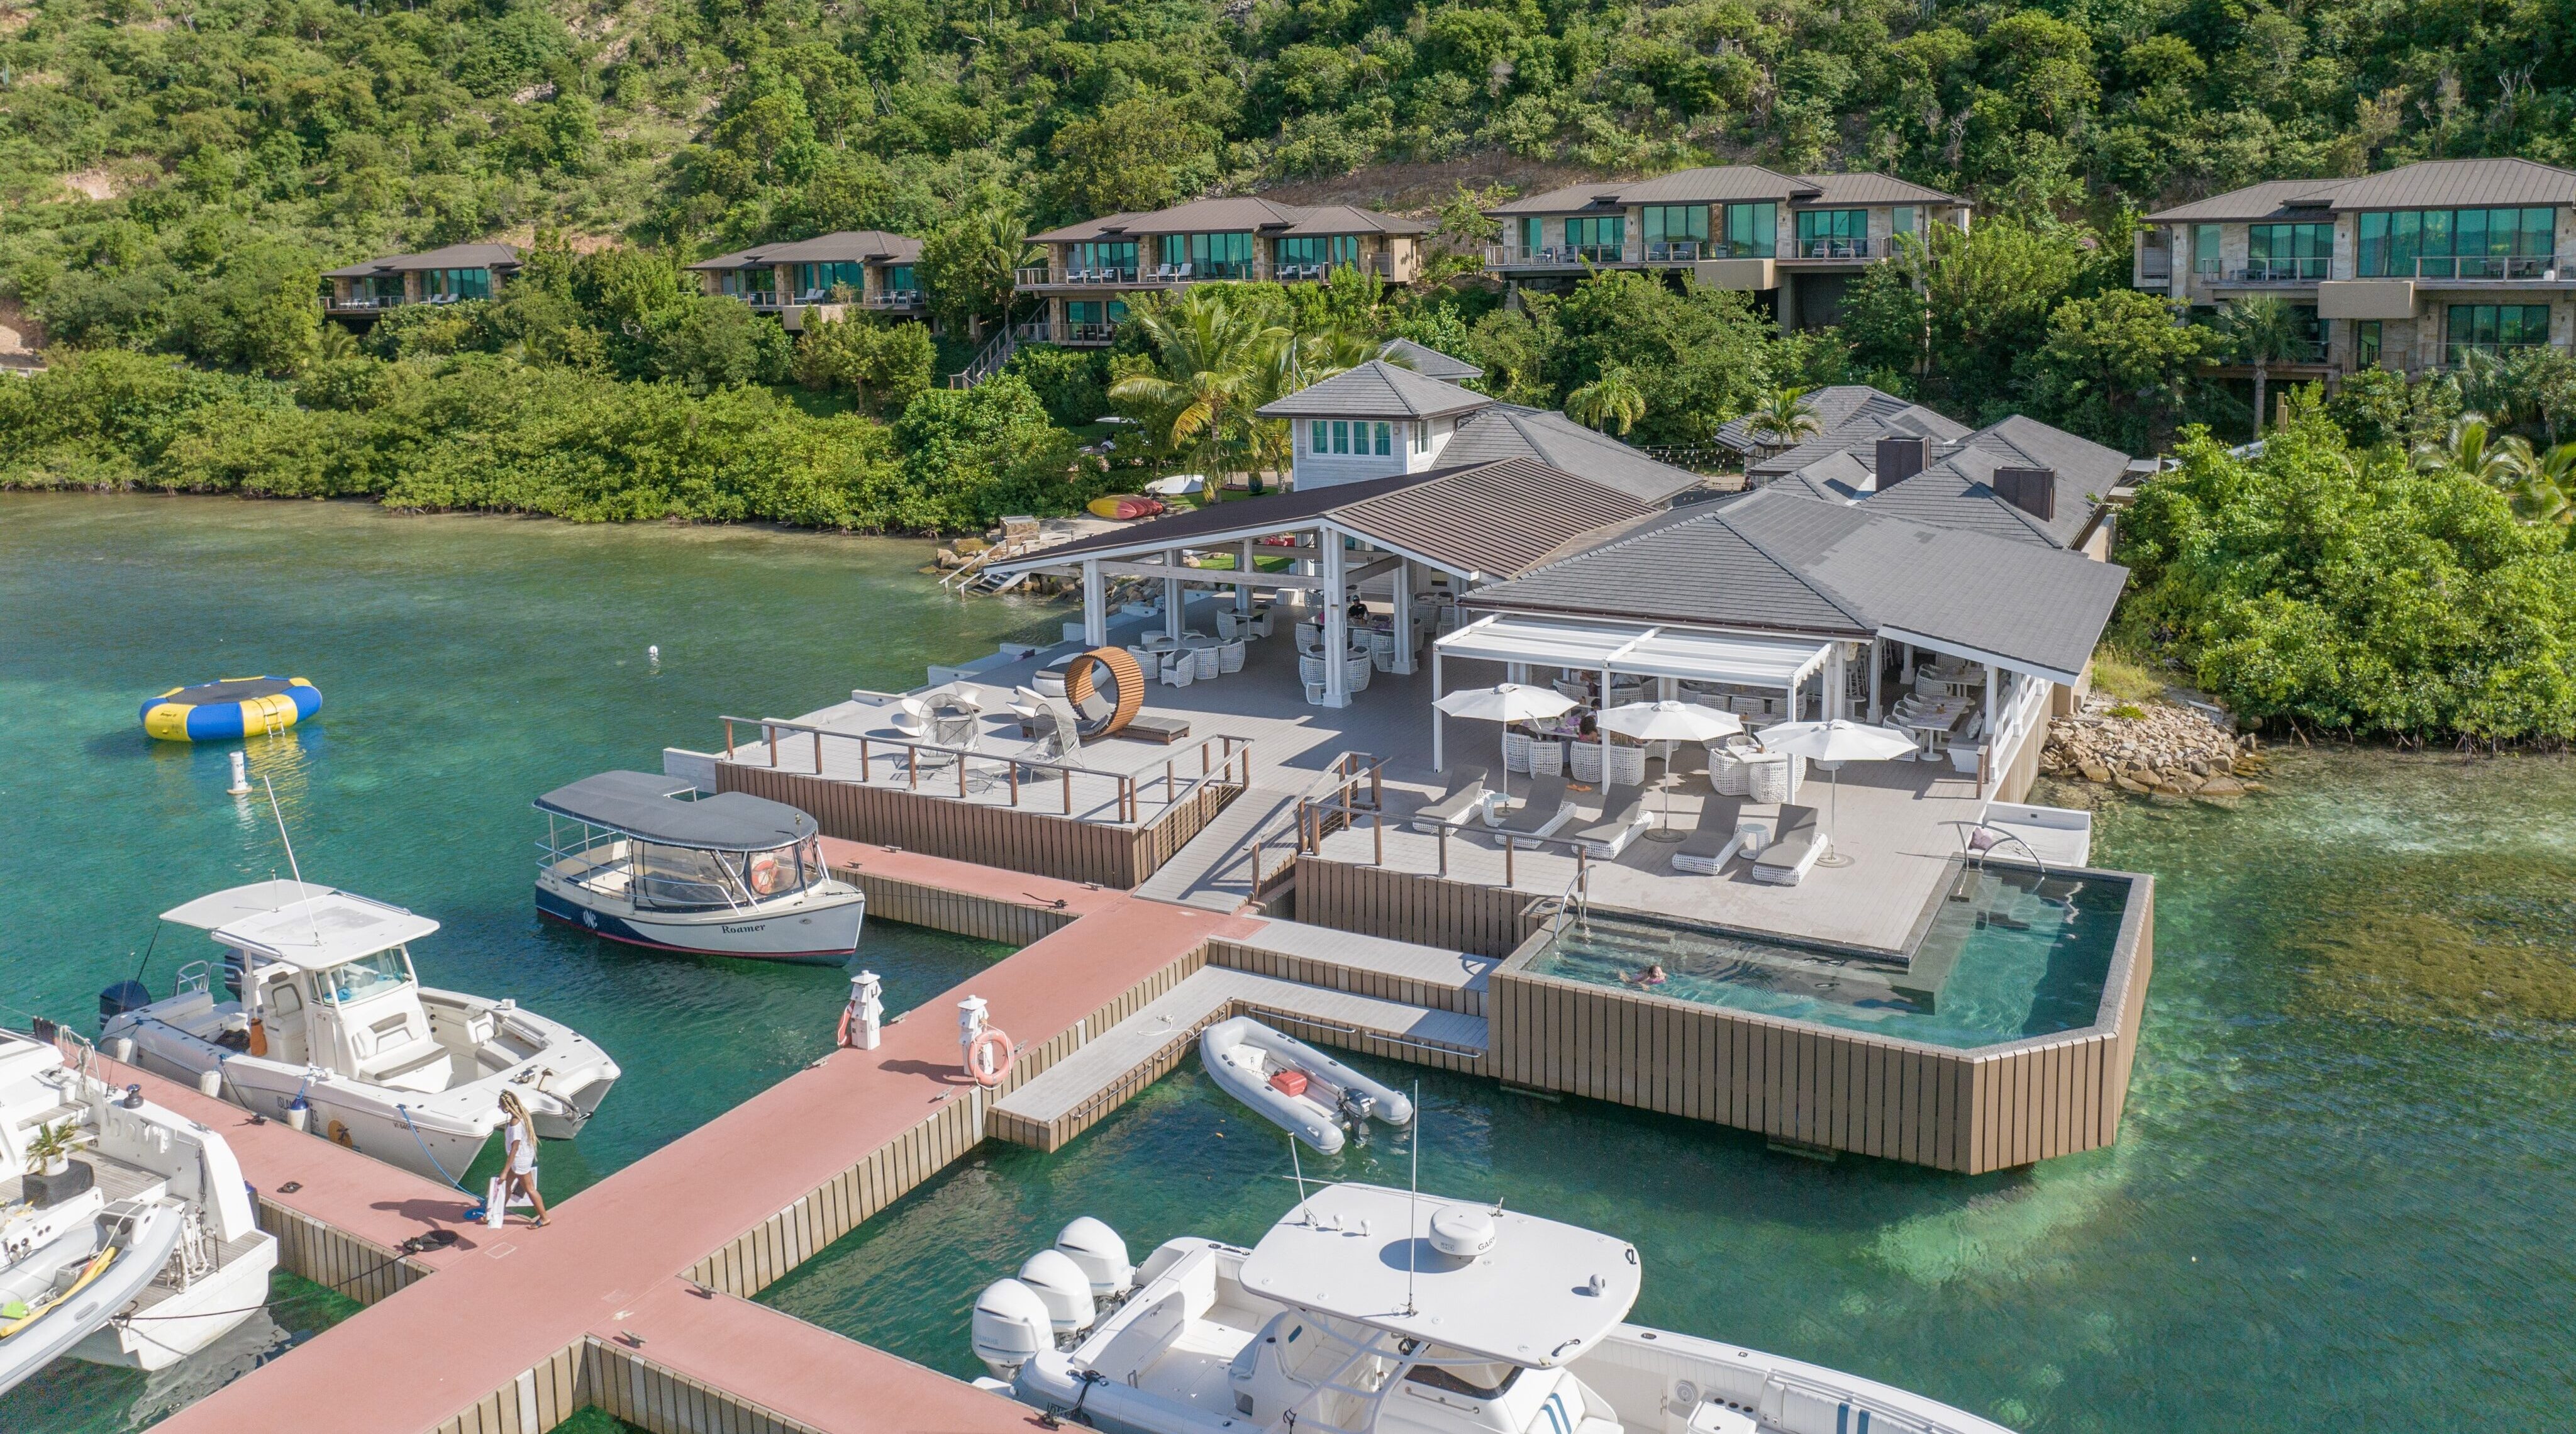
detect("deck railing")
(1297, 790), (1597, 896)
(721, 714), (1253, 827)
(1238, 752), (1381, 896)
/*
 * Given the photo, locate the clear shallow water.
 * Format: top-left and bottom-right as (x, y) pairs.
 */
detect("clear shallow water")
(0, 494), (1058, 1431)
(1531, 869), (2126, 1048)
(765, 752), (2576, 1433)
(8, 496), (2576, 1434)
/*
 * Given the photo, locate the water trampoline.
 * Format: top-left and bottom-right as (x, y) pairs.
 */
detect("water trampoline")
(139, 676), (321, 742)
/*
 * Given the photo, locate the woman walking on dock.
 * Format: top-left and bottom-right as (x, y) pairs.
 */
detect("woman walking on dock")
(498, 1091), (550, 1228)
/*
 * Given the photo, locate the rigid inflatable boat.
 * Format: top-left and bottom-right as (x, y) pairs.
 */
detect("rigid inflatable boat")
(1198, 1016), (1413, 1155)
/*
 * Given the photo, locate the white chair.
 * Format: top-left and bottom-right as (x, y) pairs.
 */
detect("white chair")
(1553, 679), (1588, 703)
(1249, 609), (1275, 639)
(1161, 652), (1196, 688)
(1367, 628), (1397, 672)
(1219, 640), (1246, 673)
(1343, 654), (1372, 692)
(1299, 653), (1328, 686)
(889, 697), (931, 740)
(1528, 740), (1564, 777)
(1214, 611), (1240, 641)
(1297, 624), (1324, 657)
(1192, 643), (1221, 680)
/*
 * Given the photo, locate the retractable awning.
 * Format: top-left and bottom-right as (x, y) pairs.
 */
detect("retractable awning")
(1434, 614), (1832, 689)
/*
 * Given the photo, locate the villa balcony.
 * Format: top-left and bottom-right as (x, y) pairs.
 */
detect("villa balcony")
(1015, 320), (1119, 347)
(2404, 253), (2576, 284)
(863, 289), (926, 310)
(1788, 238), (1873, 261)
(325, 295), (407, 313)
(1484, 243), (1641, 269)
(2441, 338), (2568, 369)
(2215, 259), (2329, 287)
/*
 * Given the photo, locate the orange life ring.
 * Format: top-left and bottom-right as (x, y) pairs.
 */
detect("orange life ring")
(749, 853), (782, 896)
(966, 1029), (1014, 1087)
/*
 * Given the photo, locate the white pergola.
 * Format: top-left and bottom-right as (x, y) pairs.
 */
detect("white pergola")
(1431, 614), (1840, 770)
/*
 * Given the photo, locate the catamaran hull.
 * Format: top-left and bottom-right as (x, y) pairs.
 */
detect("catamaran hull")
(536, 882), (865, 962)
(68, 1231), (277, 1371)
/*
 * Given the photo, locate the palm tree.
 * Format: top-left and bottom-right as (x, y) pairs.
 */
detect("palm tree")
(922, 211), (1040, 344)
(2217, 296), (2313, 439)
(1741, 384), (1819, 451)
(2512, 442), (2576, 526)
(1566, 365), (1647, 436)
(1108, 290), (1289, 492)
(1237, 326), (1380, 492)
(2413, 413), (2536, 490)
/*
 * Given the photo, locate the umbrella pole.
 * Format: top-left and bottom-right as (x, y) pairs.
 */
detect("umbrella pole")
(1817, 765), (1852, 867)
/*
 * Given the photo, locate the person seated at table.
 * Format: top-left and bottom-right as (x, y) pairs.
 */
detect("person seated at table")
(1577, 712), (1599, 740)
(1347, 601), (1371, 625)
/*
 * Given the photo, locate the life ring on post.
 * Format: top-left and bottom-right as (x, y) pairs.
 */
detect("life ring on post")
(966, 1029), (1014, 1087)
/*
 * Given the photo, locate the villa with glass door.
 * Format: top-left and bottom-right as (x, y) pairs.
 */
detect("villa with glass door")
(2137, 157), (2576, 377)
(1482, 167), (1970, 331)
(686, 230), (928, 330)
(1018, 198), (1428, 346)
(322, 243), (523, 326)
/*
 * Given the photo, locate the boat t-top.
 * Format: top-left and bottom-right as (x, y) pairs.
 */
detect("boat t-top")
(0, 1028), (279, 1393)
(99, 881), (621, 1183)
(533, 770), (865, 962)
(971, 1181), (2016, 1434)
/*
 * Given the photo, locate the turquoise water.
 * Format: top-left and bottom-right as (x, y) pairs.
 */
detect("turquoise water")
(9, 494), (2576, 1433)
(1530, 869), (2126, 1048)
(765, 752), (2576, 1433)
(0, 494), (1057, 1431)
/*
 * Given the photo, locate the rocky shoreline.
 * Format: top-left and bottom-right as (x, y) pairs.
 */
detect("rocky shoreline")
(2041, 694), (2267, 797)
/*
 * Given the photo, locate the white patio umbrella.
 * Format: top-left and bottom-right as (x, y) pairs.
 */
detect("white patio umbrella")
(1433, 683), (1577, 805)
(1754, 719), (1921, 867)
(1599, 700), (1743, 841)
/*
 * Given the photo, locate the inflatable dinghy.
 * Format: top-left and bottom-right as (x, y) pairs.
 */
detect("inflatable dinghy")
(0, 1197), (186, 1396)
(1199, 1016), (1413, 1154)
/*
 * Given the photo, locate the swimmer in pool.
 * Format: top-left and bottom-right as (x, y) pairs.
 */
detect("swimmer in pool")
(1624, 963), (1668, 987)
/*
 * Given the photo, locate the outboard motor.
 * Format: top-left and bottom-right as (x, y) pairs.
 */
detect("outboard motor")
(1337, 1088), (1377, 1141)
(1016, 1248), (1097, 1337)
(970, 1279), (1054, 1377)
(1053, 1217), (1133, 1301)
(98, 980), (153, 1031)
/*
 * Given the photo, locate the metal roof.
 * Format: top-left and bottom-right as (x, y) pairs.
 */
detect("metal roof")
(1464, 487), (2128, 682)
(1438, 613), (1832, 689)
(1379, 337), (1484, 381)
(535, 770), (818, 851)
(1438, 406), (1707, 503)
(1488, 165), (1809, 214)
(1031, 197), (1427, 244)
(686, 230), (923, 270)
(2143, 179), (2347, 223)
(1791, 173), (1967, 207)
(323, 243), (523, 279)
(1255, 361), (1494, 420)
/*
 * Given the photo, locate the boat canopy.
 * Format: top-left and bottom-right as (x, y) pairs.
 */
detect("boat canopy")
(207, 892), (440, 971)
(161, 881), (335, 930)
(1236, 1182), (1640, 1369)
(535, 770), (818, 852)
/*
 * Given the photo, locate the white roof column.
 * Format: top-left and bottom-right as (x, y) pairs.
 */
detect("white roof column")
(1163, 549), (1184, 641)
(1391, 559), (1415, 674)
(1322, 538), (1350, 707)
(1236, 540), (1254, 613)
(1081, 559), (1107, 647)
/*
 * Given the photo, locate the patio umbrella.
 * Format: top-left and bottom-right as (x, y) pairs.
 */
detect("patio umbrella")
(1754, 719), (1920, 867)
(1433, 683), (1577, 805)
(1599, 701), (1743, 841)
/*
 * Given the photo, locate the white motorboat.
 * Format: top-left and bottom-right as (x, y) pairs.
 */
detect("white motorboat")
(1200, 1017), (1414, 1155)
(533, 770), (865, 962)
(971, 1182), (2017, 1434)
(0, 1027), (277, 1391)
(99, 881), (621, 1182)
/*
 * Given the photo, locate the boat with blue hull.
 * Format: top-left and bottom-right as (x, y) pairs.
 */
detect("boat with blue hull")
(533, 771), (866, 962)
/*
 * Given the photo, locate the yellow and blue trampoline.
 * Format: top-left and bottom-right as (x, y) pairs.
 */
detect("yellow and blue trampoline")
(140, 677), (322, 742)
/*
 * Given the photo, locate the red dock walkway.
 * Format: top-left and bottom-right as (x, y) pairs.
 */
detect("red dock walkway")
(148, 851), (1257, 1434)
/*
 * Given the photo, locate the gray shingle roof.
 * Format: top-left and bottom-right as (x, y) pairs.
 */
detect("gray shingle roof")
(1031, 197), (1427, 243)
(1488, 165), (1808, 214)
(1766, 411), (2130, 549)
(2145, 159), (2576, 223)
(1438, 406), (1709, 503)
(687, 230), (922, 270)
(994, 459), (1651, 581)
(1792, 173), (1966, 207)
(324, 243), (522, 278)
(1256, 362), (1494, 421)
(1724, 386), (1970, 472)
(1465, 487), (2129, 681)
(1379, 338), (1484, 381)
(2143, 179), (2347, 223)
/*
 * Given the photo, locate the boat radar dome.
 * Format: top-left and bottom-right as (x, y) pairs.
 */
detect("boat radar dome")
(1016, 1249), (1097, 1335)
(1428, 1204), (1499, 1261)
(970, 1279), (1054, 1377)
(1054, 1216), (1134, 1298)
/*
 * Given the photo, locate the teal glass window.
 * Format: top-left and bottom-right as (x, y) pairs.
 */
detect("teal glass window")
(1331, 420), (1351, 455)
(1891, 206), (1921, 237)
(2355, 320), (2382, 369)
(1796, 209), (1868, 258)
(884, 264), (918, 294)
(1159, 232), (1254, 279)
(798, 261), (864, 294)
(1643, 206), (1707, 258)
(1564, 216), (1626, 260)
(2192, 224), (2223, 275)
(1720, 203), (1777, 258)
(1277, 235), (1360, 270)
(1311, 420), (1328, 453)
(423, 267), (491, 301)
(1372, 421), (1392, 456)
(2446, 303), (2552, 365)
(2245, 223), (2333, 280)
(1518, 217), (1541, 255)
(1070, 242), (1137, 277)
(2362, 209), (2557, 277)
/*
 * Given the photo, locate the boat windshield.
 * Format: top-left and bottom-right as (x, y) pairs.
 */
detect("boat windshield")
(633, 842), (743, 911)
(731, 841), (817, 900)
(1402, 1348), (1521, 1399)
(315, 948), (414, 1005)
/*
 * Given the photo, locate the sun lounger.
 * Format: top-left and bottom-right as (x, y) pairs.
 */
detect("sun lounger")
(1670, 797), (1764, 875)
(1411, 767), (1493, 831)
(1750, 804), (1824, 886)
(1563, 782), (1651, 859)
(1487, 773), (1574, 840)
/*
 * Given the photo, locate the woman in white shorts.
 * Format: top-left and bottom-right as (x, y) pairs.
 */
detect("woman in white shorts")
(498, 1090), (550, 1228)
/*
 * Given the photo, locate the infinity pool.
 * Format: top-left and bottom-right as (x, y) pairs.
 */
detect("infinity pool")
(1531, 867), (2129, 1048)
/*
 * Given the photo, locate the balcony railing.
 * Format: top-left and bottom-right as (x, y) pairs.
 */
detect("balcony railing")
(2224, 259), (2329, 284)
(328, 294), (407, 311)
(1015, 320), (1119, 345)
(864, 289), (924, 309)
(2404, 253), (2576, 281)
(1484, 243), (1642, 267)
(1644, 242), (1704, 262)
(2135, 258), (2172, 283)
(2444, 339), (2562, 368)
(1792, 238), (1872, 260)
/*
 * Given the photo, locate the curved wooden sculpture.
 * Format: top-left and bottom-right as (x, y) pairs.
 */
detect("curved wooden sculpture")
(1065, 647), (1145, 738)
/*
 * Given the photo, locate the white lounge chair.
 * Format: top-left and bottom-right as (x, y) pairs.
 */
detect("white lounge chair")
(1412, 767), (1494, 831)
(1670, 797), (1763, 875)
(1488, 773), (1575, 839)
(1750, 804), (1824, 886)
(1563, 783), (1652, 859)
